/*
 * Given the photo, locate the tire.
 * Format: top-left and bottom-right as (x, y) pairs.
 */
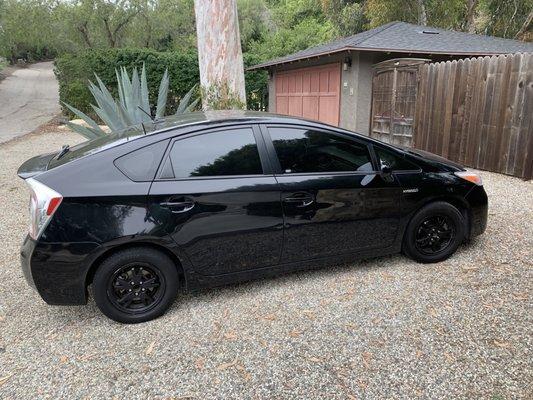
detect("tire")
(402, 201), (466, 263)
(93, 248), (179, 323)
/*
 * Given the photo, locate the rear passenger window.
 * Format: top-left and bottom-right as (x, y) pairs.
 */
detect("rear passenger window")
(114, 140), (169, 182)
(166, 128), (263, 178)
(268, 127), (372, 174)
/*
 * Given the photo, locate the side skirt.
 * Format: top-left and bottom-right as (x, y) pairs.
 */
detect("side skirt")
(185, 244), (401, 291)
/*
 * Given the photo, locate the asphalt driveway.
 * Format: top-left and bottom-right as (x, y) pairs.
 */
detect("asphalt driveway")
(0, 129), (531, 399)
(0, 62), (60, 144)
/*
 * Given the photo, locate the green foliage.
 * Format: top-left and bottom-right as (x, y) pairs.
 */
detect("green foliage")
(55, 48), (200, 119)
(478, 0), (533, 40)
(200, 81), (247, 111)
(64, 64), (198, 138)
(249, 16), (337, 60)
(55, 47), (268, 115)
(244, 53), (269, 110)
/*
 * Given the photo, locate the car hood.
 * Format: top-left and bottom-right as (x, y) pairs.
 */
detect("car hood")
(401, 147), (465, 171)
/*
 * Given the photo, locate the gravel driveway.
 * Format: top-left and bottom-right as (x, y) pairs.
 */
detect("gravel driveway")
(0, 128), (531, 399)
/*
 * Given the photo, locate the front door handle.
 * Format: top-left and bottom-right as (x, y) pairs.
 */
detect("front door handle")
(160, 200), (195, 213)
(283, 192), (314, 207)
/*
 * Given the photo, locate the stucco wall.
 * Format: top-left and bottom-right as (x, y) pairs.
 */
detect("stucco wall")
(266, 51), (377, 136)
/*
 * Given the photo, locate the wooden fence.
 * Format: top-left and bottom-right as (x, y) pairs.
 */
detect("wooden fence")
(413, 53), (532, 179)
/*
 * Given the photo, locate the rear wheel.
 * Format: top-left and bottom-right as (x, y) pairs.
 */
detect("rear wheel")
(93, 248), (179, 323)
(403, 202), (466, 263)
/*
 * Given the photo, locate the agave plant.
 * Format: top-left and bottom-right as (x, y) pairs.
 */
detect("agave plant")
(64, 65), (198, 139)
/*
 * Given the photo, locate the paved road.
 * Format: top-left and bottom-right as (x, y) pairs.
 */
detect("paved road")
(0, 61), (60, 144)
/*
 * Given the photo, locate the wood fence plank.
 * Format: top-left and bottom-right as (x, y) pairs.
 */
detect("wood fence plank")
(507, 54), (527, 175)
(459, 58), (474, 164)
(413, 53), (532, 179)
(514, 54), (533, 178)
(499, 54), (520, 173)
(442, 60), (457, 159)
(449, 59), (464, 162)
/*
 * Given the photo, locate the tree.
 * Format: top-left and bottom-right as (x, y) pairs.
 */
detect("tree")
(194, 0), (247, 109)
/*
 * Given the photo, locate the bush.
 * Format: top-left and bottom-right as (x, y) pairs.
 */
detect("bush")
(56, 48), (269, 119)
(244, 53), (269, 111)
(55, 48), (200, 119)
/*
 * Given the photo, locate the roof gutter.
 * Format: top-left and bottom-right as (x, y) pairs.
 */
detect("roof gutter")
(247, 46), (522, 71)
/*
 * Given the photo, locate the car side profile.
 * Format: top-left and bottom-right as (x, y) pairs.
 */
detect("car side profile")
(18, 111), (488, 323)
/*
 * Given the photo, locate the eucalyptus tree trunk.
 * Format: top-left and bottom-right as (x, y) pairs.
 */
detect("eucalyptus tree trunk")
(417, 0), (427, 26)
(194, 0), (247, 110)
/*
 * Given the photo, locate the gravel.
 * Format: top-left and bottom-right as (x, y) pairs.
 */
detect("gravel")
(0, 128), (531, 399)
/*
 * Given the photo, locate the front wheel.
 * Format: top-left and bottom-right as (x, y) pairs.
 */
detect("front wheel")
(403, 202), (466, 263)
(93, 248), (179, 323)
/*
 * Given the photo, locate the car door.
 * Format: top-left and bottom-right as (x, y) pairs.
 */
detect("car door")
(261, 124), (403, 264)
(148, 125), (284, 276)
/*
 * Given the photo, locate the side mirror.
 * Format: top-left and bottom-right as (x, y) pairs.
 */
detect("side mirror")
(381, 165), (392, 175)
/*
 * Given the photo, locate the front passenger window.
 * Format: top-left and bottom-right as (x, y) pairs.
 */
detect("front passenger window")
(268, 127), (372, 174)
(375, 147), (419, 171)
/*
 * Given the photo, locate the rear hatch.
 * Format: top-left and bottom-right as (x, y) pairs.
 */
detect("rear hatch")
(17, 128), (145, 179)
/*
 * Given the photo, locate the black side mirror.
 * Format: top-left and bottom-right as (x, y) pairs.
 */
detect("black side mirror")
(381, 165), (392, 175)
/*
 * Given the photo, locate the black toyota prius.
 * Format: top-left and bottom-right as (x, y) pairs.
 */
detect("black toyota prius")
(18, 111), (488, 323)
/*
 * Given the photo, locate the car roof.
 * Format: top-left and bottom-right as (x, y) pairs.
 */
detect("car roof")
(148, 110), (321, 132)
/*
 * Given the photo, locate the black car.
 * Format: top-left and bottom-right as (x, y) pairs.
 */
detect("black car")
(18, 111), (487, 323)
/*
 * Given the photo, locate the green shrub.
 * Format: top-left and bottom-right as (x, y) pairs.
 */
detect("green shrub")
(55, 48), (269, 119)
(55, 48), (200, 119)
(243, 53), (269, 111)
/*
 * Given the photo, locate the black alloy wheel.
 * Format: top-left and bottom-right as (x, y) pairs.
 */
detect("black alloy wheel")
(403, 201), (465, 263)
(108, 263), (165, 314)
(93, 248), (179, 323)
(414, 215), (456, 255)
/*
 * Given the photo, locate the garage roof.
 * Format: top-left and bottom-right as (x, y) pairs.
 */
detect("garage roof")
(249, 21), (533, 70)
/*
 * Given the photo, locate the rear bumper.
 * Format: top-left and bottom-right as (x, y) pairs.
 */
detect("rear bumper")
(465, 185), (488, 237)
(20, 235), (100, 305)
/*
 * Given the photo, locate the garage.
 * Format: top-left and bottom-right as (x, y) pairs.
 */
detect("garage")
(275, 63), (340, 126)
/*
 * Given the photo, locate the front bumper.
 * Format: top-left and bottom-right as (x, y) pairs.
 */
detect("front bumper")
(465, 185), (488, 237)
(20, 235), (100, 305)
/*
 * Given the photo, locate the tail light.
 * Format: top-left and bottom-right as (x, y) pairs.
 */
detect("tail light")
(26, 178), (63, 240)
(454, 171), (483, 186)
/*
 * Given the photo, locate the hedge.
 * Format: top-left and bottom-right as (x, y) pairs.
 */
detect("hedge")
(55, 48), (268, 120)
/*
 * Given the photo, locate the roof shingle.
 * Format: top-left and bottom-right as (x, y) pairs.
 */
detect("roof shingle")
(250, 21), (533, 69)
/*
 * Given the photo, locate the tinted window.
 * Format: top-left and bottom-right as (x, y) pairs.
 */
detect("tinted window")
(375, 146), (419, 171)
(114, 140), (169, 181)
(269, 127), (373, 174)
(167, 128), (263, 178)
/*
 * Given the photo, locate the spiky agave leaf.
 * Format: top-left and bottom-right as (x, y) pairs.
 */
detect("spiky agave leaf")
(88, 81), (124, 131)
(62, 102), (106, 136)
(140, 63), (151, 120)
(116, 69), (126, 109)
(155, 69), (169, 119)
(186, 98), (200, 112)
(176, 84), (198, 114)
(65, 66), (196, 138)
(65, 121), (102, 140)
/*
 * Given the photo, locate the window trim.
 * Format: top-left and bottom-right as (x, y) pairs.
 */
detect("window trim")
(155, 125), (271, 181)
(260, 123), (380, 176)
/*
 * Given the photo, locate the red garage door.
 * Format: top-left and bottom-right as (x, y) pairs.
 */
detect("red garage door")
(275, 63), (341, 126)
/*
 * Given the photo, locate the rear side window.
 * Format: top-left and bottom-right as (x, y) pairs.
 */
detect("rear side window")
(164, 128), (263, 178)
(268, 127), (373, 174)
(114, 140), (169, 181)
(375, 146), (419, 171)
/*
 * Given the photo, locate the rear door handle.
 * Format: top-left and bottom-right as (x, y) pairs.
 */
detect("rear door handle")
(283, 192), (314, 207)
(160, 200), (195, 213)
